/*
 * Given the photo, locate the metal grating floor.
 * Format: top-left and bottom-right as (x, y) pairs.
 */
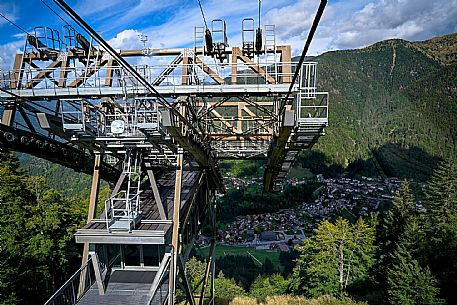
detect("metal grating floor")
(77, 270), (156, 305)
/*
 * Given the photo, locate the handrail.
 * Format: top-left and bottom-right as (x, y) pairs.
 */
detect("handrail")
(44, 257), (94, 305)
(147, 253), (171, 305)
(296, 92), (328, 121)
(0, 62), (317, 91)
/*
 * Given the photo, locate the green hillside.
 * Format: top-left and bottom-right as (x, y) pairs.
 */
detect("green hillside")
(17, 153), (108, 199)
(413, 32), (457, 65)
(305, 33), (457, 181)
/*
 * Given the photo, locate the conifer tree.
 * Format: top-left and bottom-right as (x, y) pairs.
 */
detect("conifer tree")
(249, 274), (289, 299)
(0, 152), (85, 304)
(424, 157), (457, 241)
(376, 181), (417, 282)
(387, 244), (443, 305)
(422, 157), (457, 304)
(214, 271), (246, 301)
(379, 180), (415, 254)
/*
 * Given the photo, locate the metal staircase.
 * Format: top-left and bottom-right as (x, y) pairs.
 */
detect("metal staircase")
(265, 63), (328, 191)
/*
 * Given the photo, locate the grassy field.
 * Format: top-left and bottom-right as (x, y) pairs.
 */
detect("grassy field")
(195, 244), (281, 267)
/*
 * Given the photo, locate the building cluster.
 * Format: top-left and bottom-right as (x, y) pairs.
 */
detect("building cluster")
(217, 208), (307, 245)
(223, 175), (262, 189)
(216, 176), (406, 248)
(304, 176), (402, 218)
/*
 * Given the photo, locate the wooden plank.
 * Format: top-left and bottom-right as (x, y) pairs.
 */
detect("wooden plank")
(147, 169), (167, 220)
(58, 58), (69, 87)
(194, 57), (225, 84)
(278, 45), (292, 83)
(236, 52), (276, 84)
(25, 60), (62, 89)
(231, 47), (240, 84)
(68, 58), (108, 87)
(169, 152), (184, 303)
(10, 54), (24, 89)
(105, 58), (114, 87)
(182, 56), (189, 85)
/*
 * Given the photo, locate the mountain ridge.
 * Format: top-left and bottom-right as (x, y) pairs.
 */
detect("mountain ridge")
(301, 32), (457, 181)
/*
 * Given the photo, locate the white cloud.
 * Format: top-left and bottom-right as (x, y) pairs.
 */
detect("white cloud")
(0, 3), (18, 27)
(98, 0), (292, 49)
(263, 0), (336, 56)
(109, 29), (144, 49)
(261, 0), (457, 55)
(264, 0), (318, 40)
(76, 0), (180, 33)
(75, 0), (129, 18)
(0, 40), (23, 71)
(330, 0), (457, 50)
(98, 0), (457, 57)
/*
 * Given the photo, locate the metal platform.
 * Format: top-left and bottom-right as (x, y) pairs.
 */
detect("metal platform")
(75, 170), (202, 244)
(77, 270), (156, 305)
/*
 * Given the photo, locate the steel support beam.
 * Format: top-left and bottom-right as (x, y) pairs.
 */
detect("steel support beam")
(89, 244), (105, 295)
(162, 109), (223, 192)
(199, 239), (215, 305)
(0, 124), (119, 182)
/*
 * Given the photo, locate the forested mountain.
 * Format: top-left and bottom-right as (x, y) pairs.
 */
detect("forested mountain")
(300, 33), (457, 181)
(16, 153), (110, 199)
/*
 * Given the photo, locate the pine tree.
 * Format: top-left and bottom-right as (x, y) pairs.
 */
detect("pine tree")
(261, 257), (275, 275)
(185, 257), (206, 291)
(376, 181), (417, 283)
(422, 157), (457, 304)
(387, 244), (443, 305)
(379, 181), (415, 254)
(424, 157), (457, 242)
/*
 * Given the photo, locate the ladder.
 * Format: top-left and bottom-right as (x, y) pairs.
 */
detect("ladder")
(264, 25), (277, 83)
(194, 26), (205, 57)
(106, 149), (143, 232)
(242, 18), (255, 58)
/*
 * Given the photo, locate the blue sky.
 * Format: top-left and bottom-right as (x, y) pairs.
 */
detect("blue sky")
(0, 0), (456, 70)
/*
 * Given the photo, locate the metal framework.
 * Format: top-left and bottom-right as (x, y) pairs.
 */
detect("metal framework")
(0, 1), (328, 304)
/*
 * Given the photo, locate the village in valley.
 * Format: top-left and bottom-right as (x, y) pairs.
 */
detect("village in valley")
(202, 175), (423, 252)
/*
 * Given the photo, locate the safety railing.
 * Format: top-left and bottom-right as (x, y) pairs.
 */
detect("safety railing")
(0, 62), (317, 93)
(296, 92), (328, 125)
(147, 254), (171, 305)
(60, 99), (100, 132)
(202, 115), (273, 135)
(102, 100), (162, 137)
(298, 61), (318, 98)
(104, 190), (142, 232)
(56, 97), (164, 138)
(44, 258), (95, 305)
(211, 139), (271, 157)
